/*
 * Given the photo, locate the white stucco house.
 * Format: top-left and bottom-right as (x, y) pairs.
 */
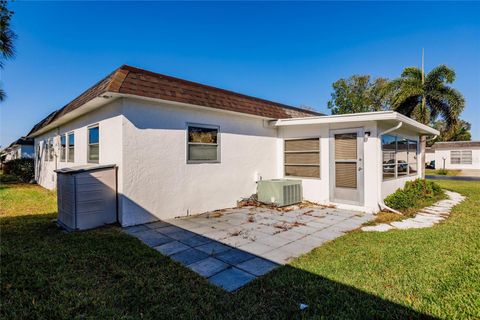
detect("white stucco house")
(0, 137), (34, 163)
(433, 141), (480, 170)
(28, 65), (439, 227)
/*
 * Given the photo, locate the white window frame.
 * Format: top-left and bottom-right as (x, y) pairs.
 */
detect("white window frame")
(87, 124), (100, 164)
(451, 150), (472, 165)
(283, 137), (321, 179)
(60, 134), (66, 162)
(67, 132), (75, 163)
(47, 138), (54, 162)
(186, 123), (220, 164)
(382, 135), (419, 180)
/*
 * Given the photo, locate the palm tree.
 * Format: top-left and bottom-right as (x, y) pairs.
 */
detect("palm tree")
(390, 65), (464, 126)
(0, 0), (16, 101)
(389, 65), (465, 177)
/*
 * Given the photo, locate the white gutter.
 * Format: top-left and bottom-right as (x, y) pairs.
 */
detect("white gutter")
(378, 121), (403, 214)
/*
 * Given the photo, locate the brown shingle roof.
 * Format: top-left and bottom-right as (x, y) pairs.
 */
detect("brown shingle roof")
(29, 65), (322, 135)
(432, 141), (480, 150)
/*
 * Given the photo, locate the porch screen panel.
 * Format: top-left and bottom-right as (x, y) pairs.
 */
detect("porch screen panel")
(284, 138), (320, 178)
(334, 133), (357, 160)
(335, 162), (357, 188)
(334, 133), (357, 189)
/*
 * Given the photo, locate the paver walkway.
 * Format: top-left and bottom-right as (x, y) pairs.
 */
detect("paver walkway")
(362, 190), (464, 232)
(124, 205), (373, 292)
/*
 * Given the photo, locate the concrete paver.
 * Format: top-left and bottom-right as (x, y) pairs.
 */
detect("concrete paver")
(125, 203), (374, 291)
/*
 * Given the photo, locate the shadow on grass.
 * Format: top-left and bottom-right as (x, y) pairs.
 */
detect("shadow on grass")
(1, 213), (438, 319)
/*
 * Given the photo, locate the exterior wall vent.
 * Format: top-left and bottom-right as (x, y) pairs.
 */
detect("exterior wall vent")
(257, 179), (302, 207)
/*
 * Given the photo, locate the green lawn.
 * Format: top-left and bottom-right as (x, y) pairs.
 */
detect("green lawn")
(426, 169), (461, 176)
(1, 177), (479, 319)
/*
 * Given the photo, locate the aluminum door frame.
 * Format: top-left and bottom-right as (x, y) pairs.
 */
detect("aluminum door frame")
(329, 127), (365, 206)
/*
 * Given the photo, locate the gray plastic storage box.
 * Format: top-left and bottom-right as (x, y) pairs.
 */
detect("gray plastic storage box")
(55, 164), (117, 231)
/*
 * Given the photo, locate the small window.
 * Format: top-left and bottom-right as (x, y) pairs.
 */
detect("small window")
(60, 134), (66, 162)
(284, 138), (320, 178)
(67, 132), (75, 163)
(48, 138), (54, 161)
(187, 124), (219, 163)
(88, 125), (99, 163)
(451, 150), (472, 165)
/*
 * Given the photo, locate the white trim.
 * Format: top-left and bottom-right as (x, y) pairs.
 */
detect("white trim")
(67, 131), (75, 163)
(87, 124), (100, 164)
(274, 111), (439, 135)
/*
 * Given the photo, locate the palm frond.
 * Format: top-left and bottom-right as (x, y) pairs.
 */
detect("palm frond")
(400, 67), (422, 80)
(394, 95), (421, 118)
(426, 65), (455, 85)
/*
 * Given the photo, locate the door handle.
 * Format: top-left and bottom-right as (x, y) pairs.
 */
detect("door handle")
(358, 167), (362, 171)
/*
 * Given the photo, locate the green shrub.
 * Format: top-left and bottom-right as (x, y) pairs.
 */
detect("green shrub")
(2, 158), (35, 183)
(436, 169), (448, 175)
(385, 179), (445, 211)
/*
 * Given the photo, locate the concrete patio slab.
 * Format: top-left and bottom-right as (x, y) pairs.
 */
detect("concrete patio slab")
(187, 257), (229, 278)
(196, 242), (231, 255)
(154, 241), (190, 256)
(124, 204), (373, 291)
(170, 248), (209, 265)
(236, 257), (277, 276)
(134, 229), (173, 247)
(215, 249), (256, 265)
(208, 267), (256, 292)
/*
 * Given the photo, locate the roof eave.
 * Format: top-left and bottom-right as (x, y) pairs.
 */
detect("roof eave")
(273, 111), (439, 135)
(28, 95), (116, 138)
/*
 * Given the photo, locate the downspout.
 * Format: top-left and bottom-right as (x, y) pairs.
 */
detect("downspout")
(378, 122), (403, 214)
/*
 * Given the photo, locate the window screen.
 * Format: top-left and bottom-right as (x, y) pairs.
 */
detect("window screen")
(88, 126), (99, 163)
(67, 132), (75, 163)
(60, 134), (66, 161)
(187, 125), (219, 162)
(451, 150), (472, 164)
(284, 138), (320, 178)
(382, 135), (418, 180)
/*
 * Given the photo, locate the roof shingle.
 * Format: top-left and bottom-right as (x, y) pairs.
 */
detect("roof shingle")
(29, 65), (321, 136)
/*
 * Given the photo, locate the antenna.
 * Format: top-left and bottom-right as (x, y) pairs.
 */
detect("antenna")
(421, 48), (425, 85)
(421, 48), (426, 116)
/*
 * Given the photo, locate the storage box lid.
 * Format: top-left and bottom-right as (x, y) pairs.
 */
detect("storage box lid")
(54, 164), (116, 174)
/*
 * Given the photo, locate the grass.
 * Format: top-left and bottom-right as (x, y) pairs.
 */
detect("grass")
(1, 178), (479, 319)
(362, 211), (405, 226)
(426, 169), (461, 176)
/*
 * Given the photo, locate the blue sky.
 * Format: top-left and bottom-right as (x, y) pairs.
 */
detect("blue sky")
(1, 1), (479, 147)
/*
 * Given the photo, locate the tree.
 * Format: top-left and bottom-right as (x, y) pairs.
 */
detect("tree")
(428, 119), (472, 146)
(390, 64), (465, 177)
(327, 75), (391, 115)
(0, 0), (16, 102)
(389, 65), (464, 127)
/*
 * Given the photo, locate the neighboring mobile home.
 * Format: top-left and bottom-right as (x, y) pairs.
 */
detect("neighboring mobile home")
(28, 65), (438, 227)
(0, 137), (34, 163)
(433, 141), (480, 170)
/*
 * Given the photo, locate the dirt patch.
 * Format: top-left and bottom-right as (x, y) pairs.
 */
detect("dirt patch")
(237, 195), (328, 212)
(206, 209), (227, 218)
(272, 220), (306, 233)
(362, 211), (405, 226)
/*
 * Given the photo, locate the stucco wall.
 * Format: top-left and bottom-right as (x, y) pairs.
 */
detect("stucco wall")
(425, 152), (435, 164)
(120, 98), (279, 226)
(434, 148), (480, 170)
(34, 100), (124, 191)
(278, 121), (379, 213)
